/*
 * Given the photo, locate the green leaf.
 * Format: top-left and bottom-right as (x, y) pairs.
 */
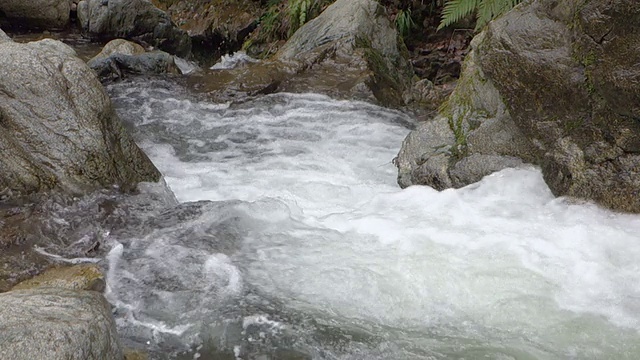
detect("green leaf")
(438, 0), (478, 30)
(438, 0), (522, 31)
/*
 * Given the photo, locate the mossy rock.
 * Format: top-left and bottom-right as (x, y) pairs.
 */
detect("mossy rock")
(123, 348), (149, 360)
(12, 264), (105, 292)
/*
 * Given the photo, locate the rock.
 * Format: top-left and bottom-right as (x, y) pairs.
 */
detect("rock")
(91, 38), (146, 59)
(449, 154), (524, 188)
(151, 0), (260, 64)
(396, 116), (454, 189)
(397, 0), (640, 212)
(396, 34), (530, 190)
(0, 0), (69, 30)
(0, 287), (122, 360)
(77, 0), (191, 57)
(0, 38), (161, 197)
(12, 264), (105, 292)
(275, 0), (414, 107)
(88, 38), (179, 81)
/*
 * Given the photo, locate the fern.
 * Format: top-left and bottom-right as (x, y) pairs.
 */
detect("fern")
(288, 0), (313, 36)
(438, 0), (522, 31)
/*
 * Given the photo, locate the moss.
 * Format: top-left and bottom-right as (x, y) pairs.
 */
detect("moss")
(12, 264), (105, 292)
(124, 348), (149, 360)
(355, 36), (405, 107)
(563, 116), (585, 133)
(581, 50), (596, 67)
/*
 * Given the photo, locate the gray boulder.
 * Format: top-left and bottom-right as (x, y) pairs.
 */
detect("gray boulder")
(77, 0), (191, 57)
(0, 287), (122, 360)
(0, 37), (160, 196)
(0, 0), (69, 29)
(88, 38), (179, 81)
(397, 0), (640, 212)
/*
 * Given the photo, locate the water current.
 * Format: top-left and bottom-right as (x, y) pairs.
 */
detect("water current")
(98, 78), (640, 360)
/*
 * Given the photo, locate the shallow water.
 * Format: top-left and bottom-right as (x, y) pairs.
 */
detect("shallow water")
(100, 79), (640, 359)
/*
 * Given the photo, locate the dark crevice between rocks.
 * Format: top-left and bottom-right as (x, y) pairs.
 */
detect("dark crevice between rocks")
(190, 20), (259, 67)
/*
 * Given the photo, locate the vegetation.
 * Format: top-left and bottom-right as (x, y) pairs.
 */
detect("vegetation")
(395, 8), (416, 37)
(438, 0), (523, 30)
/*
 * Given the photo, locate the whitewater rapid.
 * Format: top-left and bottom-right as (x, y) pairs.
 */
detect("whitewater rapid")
(103, 80), (640, 359)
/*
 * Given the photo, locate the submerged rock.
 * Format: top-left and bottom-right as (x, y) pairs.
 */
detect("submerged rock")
(0, 37), (160, 197)
(0, 0), (69, 30)
(0, 287), (122, 360)
(397, 0), (640, 213)
(77, 0), (191, 57)
(88, 38), (180, 81)
(12, 264), (105, 292)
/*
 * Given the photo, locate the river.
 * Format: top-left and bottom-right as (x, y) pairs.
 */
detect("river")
(74, 75), (640, 360)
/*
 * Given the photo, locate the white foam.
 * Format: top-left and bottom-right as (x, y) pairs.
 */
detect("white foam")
(210, 51), (258, 70)
(242, 315), (284, 330)
(109, 90), (640, 358)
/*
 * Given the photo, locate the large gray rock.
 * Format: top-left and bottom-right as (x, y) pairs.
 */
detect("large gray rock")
(0, 0), (69, 29)
(0, 38), (161, 196)
(77, 0), (191, 57)
(88, 38), (179, 81)
(397, 0), (640, 212)
(275, 0), (414, 107)
(0, 287), (122, 360)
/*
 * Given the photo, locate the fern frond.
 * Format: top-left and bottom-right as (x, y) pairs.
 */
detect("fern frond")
(438, 0), (478, 30)
(476, 0), (521, 29)
(438, 0), (522, 31)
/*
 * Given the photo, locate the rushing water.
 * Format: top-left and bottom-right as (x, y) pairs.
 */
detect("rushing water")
(98, 79), (640, 359)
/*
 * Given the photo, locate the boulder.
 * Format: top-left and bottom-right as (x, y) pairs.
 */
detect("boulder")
(77, 0), (191, 57)
(0, 38), (161, 197)
(397, 0), (640, 212)
(0, 0), (69, 30)
(88, 38), (179, 81)
(0, 287), (122, 360)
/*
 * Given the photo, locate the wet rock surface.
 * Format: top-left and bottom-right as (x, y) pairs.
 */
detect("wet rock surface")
(12, 263), (106, 292)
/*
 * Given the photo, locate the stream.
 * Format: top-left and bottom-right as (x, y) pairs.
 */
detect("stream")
(77, 76), (640, 360)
